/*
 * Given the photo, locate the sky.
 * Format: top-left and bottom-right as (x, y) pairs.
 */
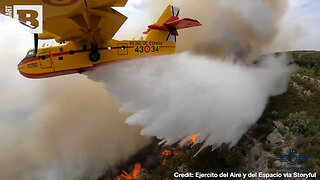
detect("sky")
(116, 0), (320, 50)
(0, 0), (320, 124)
(284, 0), (320, 50)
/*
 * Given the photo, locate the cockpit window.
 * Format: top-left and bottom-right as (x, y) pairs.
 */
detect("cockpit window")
(19, 50), (37, 64)
(26, 50), (36, 58)
(27, 50), (35, 56)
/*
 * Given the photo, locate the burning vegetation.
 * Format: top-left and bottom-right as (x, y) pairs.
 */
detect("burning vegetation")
(100, 52), (320, 180)
(102, 135), (199, 180)
(112, 163), (142, 180)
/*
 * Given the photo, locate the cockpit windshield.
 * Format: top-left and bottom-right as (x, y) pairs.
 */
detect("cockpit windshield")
(20, 50), (36, 64)
(26, 50), (36, 58)
(27, 50), (35, 56)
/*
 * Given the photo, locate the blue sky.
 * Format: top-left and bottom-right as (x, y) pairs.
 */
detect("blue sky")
(287, 0), (320, 29)
(284, 0), (320, 50)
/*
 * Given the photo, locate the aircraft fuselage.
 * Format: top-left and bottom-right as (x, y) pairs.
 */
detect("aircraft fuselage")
(18, 39), (176, 78)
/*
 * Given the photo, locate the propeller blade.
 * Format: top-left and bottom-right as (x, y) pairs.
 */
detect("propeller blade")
(34, 34), (38, 55)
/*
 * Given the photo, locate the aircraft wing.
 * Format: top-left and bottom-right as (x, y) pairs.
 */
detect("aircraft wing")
(0, 0), (128, 43)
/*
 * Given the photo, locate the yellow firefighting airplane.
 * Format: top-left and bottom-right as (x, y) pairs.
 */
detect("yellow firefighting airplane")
(0, 0), (201, 79)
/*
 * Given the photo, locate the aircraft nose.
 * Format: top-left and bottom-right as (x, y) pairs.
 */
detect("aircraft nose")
(17, 61), (26, 77)
(18, 60), (23, 69)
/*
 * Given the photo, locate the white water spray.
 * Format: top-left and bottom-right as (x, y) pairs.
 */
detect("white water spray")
(85, 52), (297, 148)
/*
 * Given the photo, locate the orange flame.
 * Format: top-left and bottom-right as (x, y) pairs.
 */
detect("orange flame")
(190, 134), (198, 144)
(113, 163), (142, 180)
(161, 149), (172, 157)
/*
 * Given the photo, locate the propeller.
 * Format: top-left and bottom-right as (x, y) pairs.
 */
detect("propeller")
(34, 33), (39, 55)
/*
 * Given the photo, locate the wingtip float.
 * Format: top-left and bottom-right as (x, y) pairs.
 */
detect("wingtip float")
(1, 1), (201, 79)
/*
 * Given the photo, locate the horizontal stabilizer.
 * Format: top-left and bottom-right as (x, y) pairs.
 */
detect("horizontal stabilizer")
(165, 18), (202, 30)
(144, 16), (201, 36)
(145, 5), (201, 42)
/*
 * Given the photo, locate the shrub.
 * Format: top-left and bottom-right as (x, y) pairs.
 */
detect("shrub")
(285, 112), (310, 134)
(267, 157), (276, 168)
(263, 143), (272, 152)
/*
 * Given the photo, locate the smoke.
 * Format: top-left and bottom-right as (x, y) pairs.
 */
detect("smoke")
(139, 0), (289, 62)
(84, 0), (298, 153)
(0, 0), (303, 179)
(84, 0), (296, 151)
(0, 76), (150, 180)
(0, 17), (151, 180)
(85, 52), (298, 149)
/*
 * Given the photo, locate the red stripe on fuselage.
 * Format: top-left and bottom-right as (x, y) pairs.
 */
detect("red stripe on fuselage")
(19, 46), (135, 65)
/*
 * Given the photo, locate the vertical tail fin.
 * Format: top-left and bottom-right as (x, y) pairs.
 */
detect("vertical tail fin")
(145, 5), (180, 42)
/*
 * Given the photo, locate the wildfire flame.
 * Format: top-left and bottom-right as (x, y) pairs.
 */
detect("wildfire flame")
(108, 134), (200, 180)
(111, 135), (199, 179)
(190, 134), (198, 144)
(112, 163), (142, 180)
(180, 134), (199, 145)
(161, 149), (172, 157)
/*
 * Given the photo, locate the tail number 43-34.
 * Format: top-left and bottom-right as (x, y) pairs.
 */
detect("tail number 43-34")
(135, 46), (159, 53)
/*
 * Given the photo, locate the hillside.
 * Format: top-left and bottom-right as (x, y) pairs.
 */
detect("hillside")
(98, 51), (320, 180)
(136, 51), (320, 180)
